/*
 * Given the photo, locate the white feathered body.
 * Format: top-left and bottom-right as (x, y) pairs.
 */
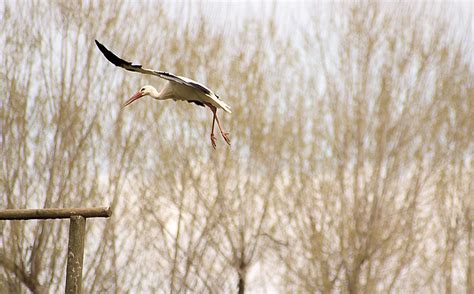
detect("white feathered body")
(158, 80), (231, 114)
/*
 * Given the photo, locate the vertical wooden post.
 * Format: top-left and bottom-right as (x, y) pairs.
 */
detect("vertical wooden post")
(0, 207), (111, 293)
(65, 215), (86, 294)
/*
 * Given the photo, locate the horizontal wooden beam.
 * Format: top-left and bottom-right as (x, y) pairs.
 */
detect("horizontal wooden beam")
(0, 207), (112, 220)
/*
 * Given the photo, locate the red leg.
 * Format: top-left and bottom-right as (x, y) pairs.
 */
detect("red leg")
(215, 113), (231, 146)
(210, 111), (217, 149)
(205, 103), (217, 149)
(205, 103), (230, 147)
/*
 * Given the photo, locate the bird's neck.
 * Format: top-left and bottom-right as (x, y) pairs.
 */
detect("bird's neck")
(149, 87), (161, 99)
(155, 85), (172, 100)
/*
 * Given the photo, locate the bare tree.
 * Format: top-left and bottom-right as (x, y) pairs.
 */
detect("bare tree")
(1, 1), (150, 292)
(275, 2), (473, 293)
(1, 1), (471, 293)
(130, 15), (295, 293)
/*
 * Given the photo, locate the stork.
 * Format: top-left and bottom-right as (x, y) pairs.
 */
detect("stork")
(95, 40), (231, 149)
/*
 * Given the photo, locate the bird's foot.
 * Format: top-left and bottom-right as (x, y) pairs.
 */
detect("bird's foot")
(222, 132), (231, 146)
(211, 134), (217, 149)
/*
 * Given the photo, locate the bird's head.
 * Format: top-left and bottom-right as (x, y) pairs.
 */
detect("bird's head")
(123, 85), (157, 108)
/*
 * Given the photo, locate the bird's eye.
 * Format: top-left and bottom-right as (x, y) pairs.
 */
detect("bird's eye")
(141, 88), (145, 92)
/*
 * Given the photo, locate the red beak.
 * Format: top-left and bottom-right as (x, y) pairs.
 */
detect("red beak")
(122, 92), (144, 108)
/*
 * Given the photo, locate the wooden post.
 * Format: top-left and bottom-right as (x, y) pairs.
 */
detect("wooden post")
(0, 207), (111, 294)
(65, 216), (86, 294)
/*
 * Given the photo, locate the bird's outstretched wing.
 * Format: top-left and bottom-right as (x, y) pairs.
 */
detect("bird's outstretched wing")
(95, 40), (214, 96)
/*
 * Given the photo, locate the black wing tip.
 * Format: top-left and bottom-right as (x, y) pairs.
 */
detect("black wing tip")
(94, 39), (129, 67)
(95, 40), (106, 52)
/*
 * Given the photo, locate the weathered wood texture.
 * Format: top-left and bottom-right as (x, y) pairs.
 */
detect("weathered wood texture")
(0, 207), (112, 220)
(65, 216), (86, 294)
(0, 207), (112, 293)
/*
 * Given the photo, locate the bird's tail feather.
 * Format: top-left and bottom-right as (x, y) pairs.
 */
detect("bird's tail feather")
(215, 99), (232, 113)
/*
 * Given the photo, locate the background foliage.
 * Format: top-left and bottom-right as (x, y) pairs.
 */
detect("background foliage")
(1, 1), (472, 293)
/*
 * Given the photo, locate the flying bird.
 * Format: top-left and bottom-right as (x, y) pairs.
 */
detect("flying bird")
(95, 40), (231, 149)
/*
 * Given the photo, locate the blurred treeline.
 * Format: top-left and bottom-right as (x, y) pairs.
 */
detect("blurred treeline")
(1, 1), (472, 293)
